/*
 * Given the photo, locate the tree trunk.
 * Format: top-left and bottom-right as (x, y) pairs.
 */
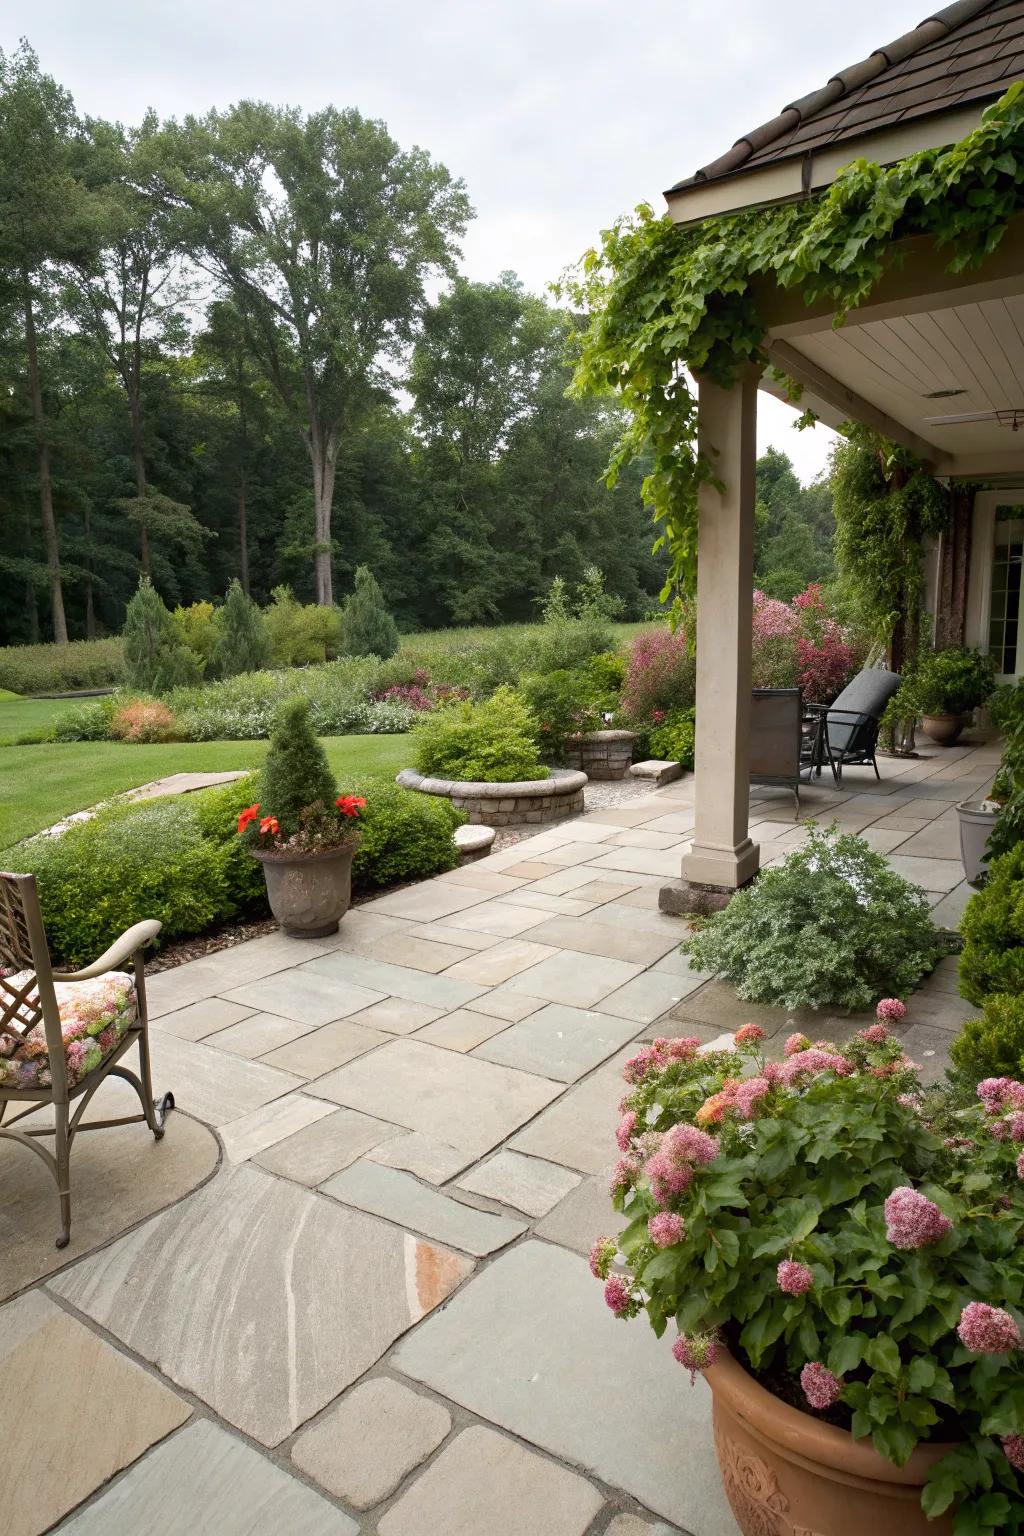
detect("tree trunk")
(22, 504), (39, 643)
(129, 374), (150, 575)
(238, 475), (250, 593)
(22, 266), (68, 643)
(307, 418), (338, 607)
(83, 502), (96, 638)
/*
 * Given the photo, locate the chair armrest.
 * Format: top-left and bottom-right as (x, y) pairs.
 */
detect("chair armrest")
(52, 920), (163, 982)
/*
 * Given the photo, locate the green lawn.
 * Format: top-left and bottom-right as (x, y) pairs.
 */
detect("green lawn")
(0, 729), (411, 850)
(0, 695), (79, 743)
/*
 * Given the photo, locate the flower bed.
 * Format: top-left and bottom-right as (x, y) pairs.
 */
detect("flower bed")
(396, 766), (587, 826)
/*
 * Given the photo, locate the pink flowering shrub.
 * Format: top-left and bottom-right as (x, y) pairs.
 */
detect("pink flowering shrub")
(597, 1025), (1024, 1525)
(751, 584), (859, 705)
(619, 626), (695, 727)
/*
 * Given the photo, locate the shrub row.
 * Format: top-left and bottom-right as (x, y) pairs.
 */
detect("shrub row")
(4, 773), (463, 969)
(0, 637), (125, 695)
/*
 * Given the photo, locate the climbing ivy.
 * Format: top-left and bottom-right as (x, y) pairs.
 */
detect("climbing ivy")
(565, 82), (1024, 603)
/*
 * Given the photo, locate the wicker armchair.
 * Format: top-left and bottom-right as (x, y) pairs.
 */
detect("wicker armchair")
(0, 871), (172, 1249)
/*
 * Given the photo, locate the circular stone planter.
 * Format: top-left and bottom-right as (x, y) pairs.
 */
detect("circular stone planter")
(706, 1350), (955, 1536)
(251, 838), (360, 938)
(921, 712), (964, 746)
(395, 767), (587, 826)
(564, 729), (636, 781)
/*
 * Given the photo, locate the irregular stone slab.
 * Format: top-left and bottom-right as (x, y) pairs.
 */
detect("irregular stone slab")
(503, 885), (610, 913)
(903, 1023), (957, 1086)
(378, 1424), (603, 1536)
(345, 928), (475, 972)
(393, 1243), (736, 1534)
(366, 1132), (474, 1184)
(474, 1003), (640, 1083)
(222, 969), (386, 1025)
(219, 1092), (337, 1164)
(885, 854), (964, 892)
(362, 882), (495, 921)
(292, 1376), (451, 1509)
(260, 1019), (389, 1078)
(323, 1162), (526, 1256)
(594, 971), (698, 1025)
(0, 1292), (190, 1536)
(404, 918), (507, 952)
(0, 1095), (218, 1301)
(347, 997), (447, 1034)
(441, 938), (558, 986)
(468, 989), (546, 1022)
(510, 1048), (631, 1172)
(300, 950), (486, 1010)
(630, 759), (683, 786)
(457, 1150), (581, 1216)
(523, 915), (679, 966)
(588, 845), (683, 877)
(210, 1011), (315, 1057)
(415, 1008), (513, 1051)
(502, 950), (644, 1008)
(306, 1039), (563, 1156)
(608, 827), (686, 850)
(59, 1419), (356, 1535)
(668, 981), (820, 1040)
(422, 898), (550, 937)
(152, 996), (255, 1041)
(148, 1032), (304, 1127)
(51, 1162), (472, 1446)
(535, 1169), (618, 1255)
(255, 1107), (402, 1185)
(930, 880), (974, 930)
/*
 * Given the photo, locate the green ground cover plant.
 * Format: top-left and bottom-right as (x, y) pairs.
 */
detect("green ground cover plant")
(683, 825), (943, 1011)
(649, 707), (696, 770)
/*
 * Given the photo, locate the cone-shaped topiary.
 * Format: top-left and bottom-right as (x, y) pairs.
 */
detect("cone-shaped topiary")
(212, 579), (272, 677)
(122, 577), (202, 693)
(339, 566), (400, 659)
(259, 697), (337, 836)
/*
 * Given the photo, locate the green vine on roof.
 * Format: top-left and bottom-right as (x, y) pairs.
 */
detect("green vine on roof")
(563, 82), (1024, 606)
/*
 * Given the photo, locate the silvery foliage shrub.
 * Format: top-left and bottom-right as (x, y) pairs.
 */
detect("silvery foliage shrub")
(682, 824), (944, 1011)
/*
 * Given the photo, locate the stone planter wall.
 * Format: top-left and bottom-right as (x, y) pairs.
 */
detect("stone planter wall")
(396, 768), (587, 826)
(564, 729), (635, 781)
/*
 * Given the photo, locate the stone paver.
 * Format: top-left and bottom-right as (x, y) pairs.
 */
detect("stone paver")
(291, 1376), (451, 1509)
(152, 996), (255, 1041)
(0, 1292), (190, 1536)
(377, 1425), (603, 1536)
(457, 1150), (581, 1216)
(474, 1002), (640, 1082)
(59, 1419), (357, 1535)
(393, 1241), (736, 1534)
(219, 1092), (337, 1163)
(307, 1038), (563, 1157)
(52, 1162), (472, 1446)
(524, 914), (680, 965)
(534, 1169), (618, 1256)
(668, 981), (820, 1038)
(467, 989), (545, 1022)
(222, 969), (386, 1024)
(440, 937), (559, 986)
(366, 1132), (475, 1183)
(323, 1161), (527, 1255)
(209, 1011), (315, 1057)
(415, 1007), (513, 1051)
(260, 1018), (389, 1077)
(148, 1032), (304, 1127)
(510, 1048), (632, 1173)
(300, 950), (487, 1010)
(428, 898), (551, 937)
(501, 950), (643, 1007)
(254, 1107), (402, 1185)
(886, 854), (965, 892)
(594, 970), (700, 1024)
(606, 1516), (680, 1536)
(345, 929), (475, 972)
(346, 997), (447, 1034)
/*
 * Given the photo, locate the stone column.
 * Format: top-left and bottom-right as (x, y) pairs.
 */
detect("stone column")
(680, 366), (760, 891)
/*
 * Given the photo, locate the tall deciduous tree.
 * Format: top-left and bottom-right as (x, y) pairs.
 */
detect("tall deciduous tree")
(0, 43), (98, 641)
(157, 103), (471, 605)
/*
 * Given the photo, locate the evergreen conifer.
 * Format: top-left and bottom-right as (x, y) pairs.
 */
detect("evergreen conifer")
(212, 579), (272, 676)
(339, 566), (400, 659)
(260, 696), (337, 833)
(122, 577), (201, 692)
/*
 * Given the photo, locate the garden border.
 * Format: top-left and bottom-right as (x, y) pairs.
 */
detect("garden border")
(396, 767), (587, 826)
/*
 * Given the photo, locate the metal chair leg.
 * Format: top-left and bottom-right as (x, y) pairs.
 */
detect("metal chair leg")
(54, 1103), (71, 1250)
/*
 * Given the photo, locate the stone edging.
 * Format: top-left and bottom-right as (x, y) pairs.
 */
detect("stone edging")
(396, 767), (587, 826)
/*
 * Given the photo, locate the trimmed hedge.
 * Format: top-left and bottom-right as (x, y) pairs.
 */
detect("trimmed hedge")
(959, 843), (1024, 1005)
(0, 637), (124, 695)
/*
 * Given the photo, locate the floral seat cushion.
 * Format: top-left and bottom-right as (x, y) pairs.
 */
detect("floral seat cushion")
(0, 971), (138, 1091)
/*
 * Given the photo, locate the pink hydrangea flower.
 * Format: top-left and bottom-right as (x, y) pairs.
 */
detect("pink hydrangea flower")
(623, 1046), (659, 1084)
(649, 1212), (685, 1248)
(1017, 1151), (1024, 1180)
(777, 1260), (814, 1296)
(588, 1237), (617, 1280)
(860, 1022), (890, 1044)
(666, 1036), (701, 1062)
(735, 1024), (765, 1046)
(978, 1078), (1024, 1115)
(644, 1150), (694, 1206)
(1003, 1435), (1024, 1472)
(884, 1187), (952, 1249)
(616, 1111), (637, 1151)
(876, 999), (907, 1024)
(672, 1331), (720, 1383)
(958, 1302), (1023, 1354)
(781, 1048), (849, 1085)
(1007, 1113), (1024, 1141)
(604, 1275), (632, 1316)
(609, 1155), (639, 1196)
(665, 1124), (720, 1165)
(801, 1362), (843, 1410)
(735, 1076), (771, 1119)
(784, 1033), (810, 1057)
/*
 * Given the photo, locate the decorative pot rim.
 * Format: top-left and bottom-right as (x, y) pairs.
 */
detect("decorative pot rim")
(956, 798), (1000, 816)
(921, 712), (962, 722)
(566, 728), (636, 743)
(250, 835), (361, 866)
(705, 1350), (958, 1486)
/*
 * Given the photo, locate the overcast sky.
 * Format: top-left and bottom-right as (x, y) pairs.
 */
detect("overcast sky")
(16, 0), (915, 481)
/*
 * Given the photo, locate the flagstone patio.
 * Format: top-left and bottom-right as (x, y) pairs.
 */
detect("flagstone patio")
(0, 737), (997, 1535)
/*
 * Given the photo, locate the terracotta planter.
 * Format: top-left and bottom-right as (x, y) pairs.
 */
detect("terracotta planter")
(956, 799), (999, 886)
(705, 1350), (956, 1536)
(920, 713), (964, 746)
(251, 837), (360, 938)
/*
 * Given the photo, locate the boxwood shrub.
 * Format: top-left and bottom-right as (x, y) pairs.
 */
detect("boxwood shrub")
(959, 842), (1024, 1005)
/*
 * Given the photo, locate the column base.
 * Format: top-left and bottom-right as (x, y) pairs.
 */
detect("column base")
(659, 878), (751, 916)
(681, 838), (760, 890)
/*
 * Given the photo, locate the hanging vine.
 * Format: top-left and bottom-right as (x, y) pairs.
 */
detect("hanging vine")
(563, 82), (1024, 606)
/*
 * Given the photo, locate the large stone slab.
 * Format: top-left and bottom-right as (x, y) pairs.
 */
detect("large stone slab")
(377, 1424), (603, 1536)
(59, 1419), (356, 1535)
(152, 996), (255, 1040)
(306, 1039), (563, 1157)
(524, 915), (680, 966)
(393, 1242), (736, 1534)
(440, 938), (559, 986)
(300, 950), (486, 1010)
(668, 981), (820, 1040)
(885, 853), (964, 892)
(222, 968), (386, 1024)
(260, 1018), (389, 1078)
(0, 1291), (190, 1536)
(148, 1031), (305, 1127)
(415, 1007), (513, 1051)
(473, 1003), (640, 1083)
(501, 949), (644, 1008)
(457, 1150), (580, 1216)
(218, 1093), (337, 1164)
(366, 1132), (474, 1184)
(51, 1162), (472, 1446)
(292, 1376), (451, 1509)
(510, 1048), (630, 1173)
(254, 1107), (402, 1185)
(594, 970), (701, 1025)
(322, 1161), (526, 1256)
(0, 1094), (218, 1300)
(534, 1169), (618, 1256)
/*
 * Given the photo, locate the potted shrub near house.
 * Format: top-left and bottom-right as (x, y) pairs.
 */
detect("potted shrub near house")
(912, 647), (995, 746)
(594, 1020), (1024, 1535)
(237, 696), (365, 937)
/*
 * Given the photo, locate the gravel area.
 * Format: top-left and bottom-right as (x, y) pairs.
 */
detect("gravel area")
(491, 771), (664, 852)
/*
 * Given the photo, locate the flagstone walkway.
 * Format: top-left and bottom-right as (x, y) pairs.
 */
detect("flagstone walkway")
(0, 736), (998, 1535)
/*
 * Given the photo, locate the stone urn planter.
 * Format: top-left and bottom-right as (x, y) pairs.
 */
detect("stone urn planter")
(706, 1349), (956, 1536)
(396, 767), (587, 826)
(920, 712), (964, 746)
(564, 729), (636, 781)
(956, 798), (999, 886)
(251, 838), (360, 938)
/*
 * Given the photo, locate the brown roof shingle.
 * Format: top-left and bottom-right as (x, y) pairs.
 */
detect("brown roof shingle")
(669, 0), (1024, 194)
